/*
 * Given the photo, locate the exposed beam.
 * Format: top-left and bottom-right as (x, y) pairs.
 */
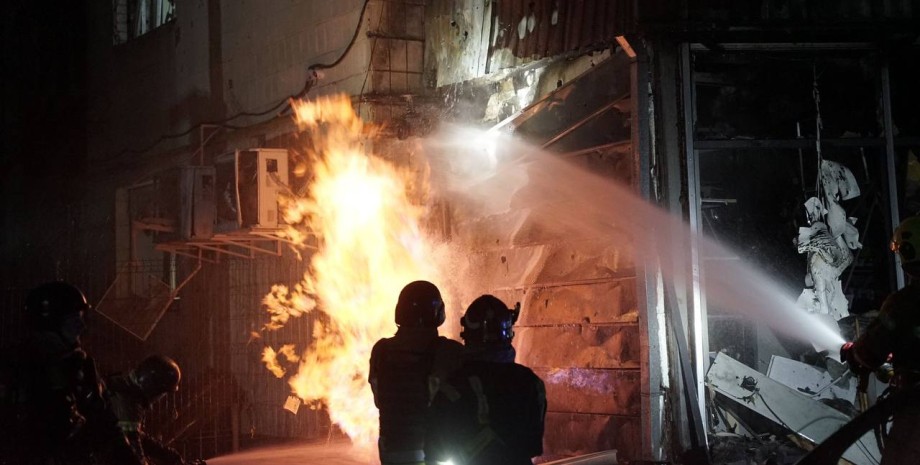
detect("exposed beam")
(542, 93), (631, 149)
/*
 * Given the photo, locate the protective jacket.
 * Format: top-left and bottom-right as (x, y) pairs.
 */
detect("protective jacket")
(0, 332), (104, 465)
(426, 348), (546, 465)
(369, 327), (464, 464)
(97, 373), (185, 465)
(850, 280), (920, 465)
(851, 281), (920, 383)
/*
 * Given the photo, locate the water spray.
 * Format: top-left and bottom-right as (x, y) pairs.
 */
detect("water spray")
(426, 124), (848, 356)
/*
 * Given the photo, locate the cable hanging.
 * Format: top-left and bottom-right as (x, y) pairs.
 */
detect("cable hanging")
(111, 0), (373, 160)
(813, 63), (824, 201)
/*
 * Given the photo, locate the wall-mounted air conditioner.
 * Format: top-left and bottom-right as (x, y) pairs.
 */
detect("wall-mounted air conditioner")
(153, 165), (216, 241)
(214, 148), (289, 232)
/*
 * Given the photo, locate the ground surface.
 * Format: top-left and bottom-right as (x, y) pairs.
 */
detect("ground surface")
(207, 438), (374, 465)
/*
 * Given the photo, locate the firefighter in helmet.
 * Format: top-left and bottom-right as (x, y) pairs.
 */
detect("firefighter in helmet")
(98, 355), (197, 465)
(841, 216), (920, 464)
(0, 281), (104, 464)
(426, 294), (546, 465)
(369, 280), (464, 465)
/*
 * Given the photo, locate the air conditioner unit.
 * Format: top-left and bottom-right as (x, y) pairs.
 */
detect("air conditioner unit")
(214, 148), (289, 232)
(153, 165), (216, 241)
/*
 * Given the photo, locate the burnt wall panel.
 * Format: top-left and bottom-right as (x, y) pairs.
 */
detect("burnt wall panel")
(365, 0), (430, 129)
(490, 0), (634, 62)
(565, 150), (634, 183)
(426, 0), (634, 86)
(515, 324), (640, 369)
(526, 237), (634, 281)
(501, 205), (634, 246)
(494, 278), (638, 326)
(424, 0), (492, 86)
(460, 241), (635, 302)
(462, 241), (634, 291)
(543, 412), (641, 461)
(452, 210), (535, 249)
(514, 52), (632, 146)
(536, 367), (640, 416)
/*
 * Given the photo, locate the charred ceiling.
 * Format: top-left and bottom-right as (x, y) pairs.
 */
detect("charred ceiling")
(639, 0), (920, 42)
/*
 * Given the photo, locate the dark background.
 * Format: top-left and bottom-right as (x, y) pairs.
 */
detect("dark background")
(1, 2), (88, 286)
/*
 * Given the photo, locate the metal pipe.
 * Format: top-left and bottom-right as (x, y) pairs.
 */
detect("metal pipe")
(169, 252), (177, 291)
(881, 61), (904, 290)
(541, 94), (630, 149)
(560, 140), (631, 159)
(631, 39), (666, 462)
(681, 42), (710, 440)
(172, 257), (202, 296)
(365, 31), (424, 42)
(540, 450), (619, 465)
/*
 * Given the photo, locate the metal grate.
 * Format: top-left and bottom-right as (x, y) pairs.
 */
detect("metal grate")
(95, 261), (174, 340)
(3, 253), (333, 459)
(133, 253), (329, 457)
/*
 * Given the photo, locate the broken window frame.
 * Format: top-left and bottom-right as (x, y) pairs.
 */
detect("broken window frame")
(112, 0), (176, 45)
(681, 42), (911, 439)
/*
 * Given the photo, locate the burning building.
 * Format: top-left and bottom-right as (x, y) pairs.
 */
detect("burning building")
(3, 1), (920, 464)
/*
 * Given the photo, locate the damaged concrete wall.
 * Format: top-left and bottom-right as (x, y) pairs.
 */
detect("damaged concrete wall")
(425, 0), (492, 86)
(365, 0), (427, 96)
(360, 0), (435, 139)
(87, 0), (374, 172)
(220, 0), (373, 125)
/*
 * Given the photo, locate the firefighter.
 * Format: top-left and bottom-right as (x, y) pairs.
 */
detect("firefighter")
(840, 216), (920, 465)
(0, 281), (104, 464)
(97, 354), (201, 465)
(369, 280), (464, 465)
(426, 294), (546, 465)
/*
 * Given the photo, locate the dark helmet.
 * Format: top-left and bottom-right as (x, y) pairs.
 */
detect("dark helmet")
(133, 355), (181, 403)
(394, 280), (445, 327)
(24, 281), (89, 331)
(460, 295), (520, 344)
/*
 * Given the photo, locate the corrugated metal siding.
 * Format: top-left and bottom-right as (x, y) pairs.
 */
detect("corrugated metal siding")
(490, 0), (635, 61)
(424, 0), (633, 86)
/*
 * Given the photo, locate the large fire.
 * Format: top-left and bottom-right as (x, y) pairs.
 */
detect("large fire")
(261, 94), (442, 448)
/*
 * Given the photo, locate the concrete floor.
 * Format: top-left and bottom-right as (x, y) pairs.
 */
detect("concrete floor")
(207, 439), (376, 465)
(205, 439), (621, 465)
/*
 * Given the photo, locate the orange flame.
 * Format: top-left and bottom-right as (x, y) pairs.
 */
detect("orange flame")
(261, 94), (441, 450)
(261, 344), (300, 378)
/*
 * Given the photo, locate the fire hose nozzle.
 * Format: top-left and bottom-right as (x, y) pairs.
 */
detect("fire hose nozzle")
(840, 341), (855, 363)
(840, 341), (859, 372)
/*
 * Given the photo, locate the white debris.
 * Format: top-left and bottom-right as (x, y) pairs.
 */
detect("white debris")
(283, 395), (302, 415)
(795, 160), (862, 323)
